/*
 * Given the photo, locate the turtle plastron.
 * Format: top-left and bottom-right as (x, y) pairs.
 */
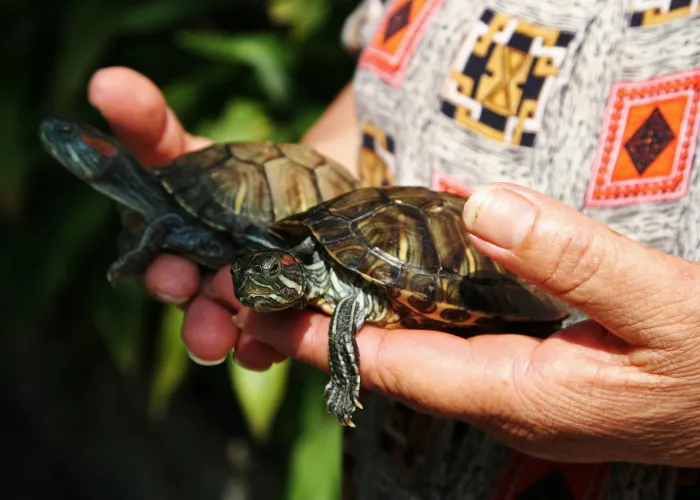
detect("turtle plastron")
(584, 68), (700, 208)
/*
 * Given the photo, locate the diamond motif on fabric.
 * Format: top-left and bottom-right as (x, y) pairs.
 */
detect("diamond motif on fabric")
(384, 0), (413, 41)
(358, 0), (444, 87)
(624, 108), (675, 174)
(584, 68), (700, 208)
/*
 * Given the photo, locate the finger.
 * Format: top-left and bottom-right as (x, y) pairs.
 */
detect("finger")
(143, 254), (200, 304)
(207, 265), (243, 311)
(462, 183), (700, 348)
(181, 295), (238, 365)
(87, 66), (211, 165)
(235, 308), (543, 422)
(233, 333), (288, 371)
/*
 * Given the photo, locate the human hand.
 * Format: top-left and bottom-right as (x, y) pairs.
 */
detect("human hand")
(88, 66), (285, 369)
(230, 182), (700, 467)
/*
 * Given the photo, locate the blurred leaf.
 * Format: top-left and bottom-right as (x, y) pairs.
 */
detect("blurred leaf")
(3, 1), (357, 496)
(91, 279), (148, 374)
(120, 0), (214, 33)
(0, 90), (32, 216)
(148, 305), (188, 420)
(194, 98), (274, 142)
(0, 18), (41, 214)
(286, 370), (341, 500)
(229, 358), (290, 443)
(281, 105), (326, 141)
(48, 0), (123, 112)
(268, 0), (331, 41)
(177, 31), (293, 104)
(4, 184), (116, 336)
(162, 66), (233, 118)
(36, 193), (114, 307)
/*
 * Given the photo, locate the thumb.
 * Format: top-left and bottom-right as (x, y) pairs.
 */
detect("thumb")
(462, 183), (700, 349)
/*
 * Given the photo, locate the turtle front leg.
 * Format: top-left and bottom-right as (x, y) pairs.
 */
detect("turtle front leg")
(325, 294), (366, 427)
(108, 213), (185, 284)
(108, 213), (237, 284)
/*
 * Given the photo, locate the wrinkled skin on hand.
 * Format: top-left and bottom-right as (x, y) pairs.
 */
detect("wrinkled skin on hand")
(90, 67), (700, 467)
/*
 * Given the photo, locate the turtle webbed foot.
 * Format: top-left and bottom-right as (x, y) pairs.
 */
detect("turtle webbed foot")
(324, 376), (363, 427)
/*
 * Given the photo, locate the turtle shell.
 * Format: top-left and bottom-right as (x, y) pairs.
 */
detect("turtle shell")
(273, 186), (569, 325)
(152, 142), (360, 234)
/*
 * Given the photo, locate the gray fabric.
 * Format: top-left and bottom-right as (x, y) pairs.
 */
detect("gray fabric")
(341, 0), (700, 498)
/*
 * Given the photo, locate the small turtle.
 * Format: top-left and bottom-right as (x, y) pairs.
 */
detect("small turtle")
(230, 186), (569, 426)
(39, 116), (359, 283)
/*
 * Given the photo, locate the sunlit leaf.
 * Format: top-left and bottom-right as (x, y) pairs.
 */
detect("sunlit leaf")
(268, 0), (331, 41)
(228, 358), (290, 443)
(91, 279), (148, 375)
(286, 370), (342, 500)
(177, 31), (293, 104)
(194, 98), (274, 143)
(148, 305), (189, 420)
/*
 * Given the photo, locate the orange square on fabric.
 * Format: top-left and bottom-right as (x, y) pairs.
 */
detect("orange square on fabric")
(431, 168), (473, 197)
(358, 0), (443, 87)
(585, 68), (700, 207)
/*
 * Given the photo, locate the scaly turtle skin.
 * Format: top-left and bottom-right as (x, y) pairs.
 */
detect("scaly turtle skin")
(39, 116), (359, 283)
(230, 186), (570, 426)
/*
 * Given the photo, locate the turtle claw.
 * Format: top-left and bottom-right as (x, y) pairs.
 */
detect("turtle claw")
(106, 264), (124, 287)
(324, 377), (362, 427)
(107, 250), (151, 285)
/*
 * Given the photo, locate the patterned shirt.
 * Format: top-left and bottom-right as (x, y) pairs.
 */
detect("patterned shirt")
(339, 1), (700, 498)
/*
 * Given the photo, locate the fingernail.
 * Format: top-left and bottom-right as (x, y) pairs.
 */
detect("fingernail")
(463, 185), (536, 249)
(156, 292), (188, 305)
(231, 314), (243, 329)
(186, 349), (227, 366)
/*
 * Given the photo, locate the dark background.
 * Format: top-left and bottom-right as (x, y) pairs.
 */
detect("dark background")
(1, 0), (358, 498)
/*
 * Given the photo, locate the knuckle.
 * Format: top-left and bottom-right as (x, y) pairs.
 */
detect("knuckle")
(537, 225), (608, 305)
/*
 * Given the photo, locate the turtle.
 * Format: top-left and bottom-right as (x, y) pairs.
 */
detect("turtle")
(230, 185), (570, 427)
(38, 116), (360, 283)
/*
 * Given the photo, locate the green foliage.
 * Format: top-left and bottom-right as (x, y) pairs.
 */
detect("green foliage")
(229, 359), (290, 443)
(178, 31), (293, 105)
(196, 98), (275, 143)
(148, 305), (189, 419)
(1, 0), (356, 497)
(269, 0), (332, 42)
(286, 370), (342, 500)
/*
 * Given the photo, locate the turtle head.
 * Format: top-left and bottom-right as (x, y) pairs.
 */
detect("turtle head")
(39, 116), (126, 182)
(231, 250), (308, 312)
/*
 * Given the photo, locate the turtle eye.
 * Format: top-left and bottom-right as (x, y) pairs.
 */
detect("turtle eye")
(268, 261), (281, 278)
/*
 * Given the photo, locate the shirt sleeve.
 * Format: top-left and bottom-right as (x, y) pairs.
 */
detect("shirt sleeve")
(341, 0), (388, 54)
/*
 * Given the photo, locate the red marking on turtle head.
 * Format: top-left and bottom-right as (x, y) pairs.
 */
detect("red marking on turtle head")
(281, 253), (297, 266)
(80, 134), (120, 158)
